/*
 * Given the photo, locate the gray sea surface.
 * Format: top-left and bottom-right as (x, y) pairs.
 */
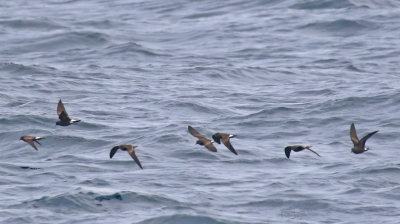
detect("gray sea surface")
(1, 0), (400, 223)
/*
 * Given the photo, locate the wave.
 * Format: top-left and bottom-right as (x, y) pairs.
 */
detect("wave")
(221, 157), (286, 165)
(9, 31), (109, 54)
(237, 107), (297, 120)
(295, 88), (335, 96)
(339, 187), (362, 194)
(74, 19), (125, 30)
(79, 178), (110, 186)
(0, 19), (64, 30)
(1, 216), (35, 224)
(153, 133), (185, 144)
(291, 0), (357, 9)
(15, 192), (99, 213)
(322, 162), (351, 170)
(0, 114), (52, 126)
(238, 198), (332, 211)
(300, 19), (377, 36)
(170, 149), (219, 160)
(312, 93), (393, 113)
(0, 62), (58, 76)
(14, 190), (183, 213)
(135, 214), (232, 224)
(183, 11), (225, 20)
(360, 165), (400, 175)
(47, 0), (81, 4)
(95, 191), (181, 205)
(40, 135), (109, 149)
(104, 42), (169, 57)
(161, 100), (225, 115)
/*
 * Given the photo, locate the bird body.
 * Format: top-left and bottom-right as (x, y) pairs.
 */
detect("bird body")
(110, 144), (143, 169)
(188, 126), (217, 152)
(20, 136), (44, 151)
(212, 133), (238, 155)
(56, 99), (80, 126)
(350, 123), (378, 154)
(284, 145), (320, 158)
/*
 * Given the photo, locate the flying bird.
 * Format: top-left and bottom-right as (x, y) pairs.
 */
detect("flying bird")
(212, 133), (238, 155)
(110, 144), (143, 169)
(350, 123), (378, 154)
(56, 99), (81, 126)
(284, 145), (320, 159)
(20, 136), (44, 151)
(188, 126), (217, 152)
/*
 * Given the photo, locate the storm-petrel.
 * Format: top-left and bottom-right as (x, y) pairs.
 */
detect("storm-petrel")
(350, 123), (378, 154)
(212, 133), (238, 155)
(20, 136), (44, 151)
(284, 145), (320, 158)
(56, 99), (80, 126)
(110, 144), (143, 169)
(188, 126), (217, 152)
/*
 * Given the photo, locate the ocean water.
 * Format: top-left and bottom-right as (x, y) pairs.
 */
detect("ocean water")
(1, 0), (400, 223)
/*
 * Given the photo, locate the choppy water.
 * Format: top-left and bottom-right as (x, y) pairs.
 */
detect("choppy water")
(1, 0), (400, 223)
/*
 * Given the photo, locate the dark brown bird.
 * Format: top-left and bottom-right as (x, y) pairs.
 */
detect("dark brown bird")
(284, 145), (320, 158)
(19, 136), (44, 151)
(110, 144), (143, 169)
(212, 133), (238, 155)
(350, 123), (378, 154)
(56, 99), (80, 126)
(188, 126), (217, 152)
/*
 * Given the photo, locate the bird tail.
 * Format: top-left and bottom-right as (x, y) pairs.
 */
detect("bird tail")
(35, 137), (44, 145)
